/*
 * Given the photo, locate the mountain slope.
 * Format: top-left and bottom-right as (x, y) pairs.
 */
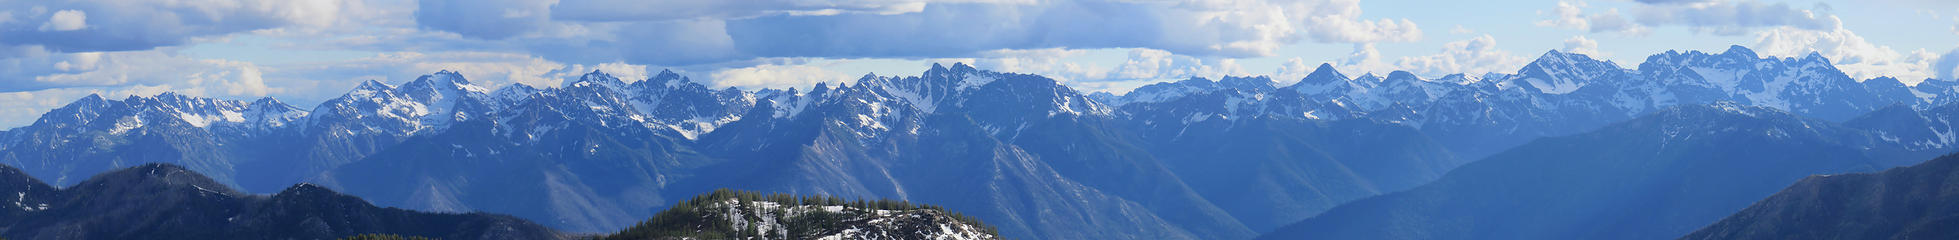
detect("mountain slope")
(687, 64), (1243, 240)
(0, 163), (562, 240)
(1258, 103), (1887, 240)
(1681, 154), (1959, 240)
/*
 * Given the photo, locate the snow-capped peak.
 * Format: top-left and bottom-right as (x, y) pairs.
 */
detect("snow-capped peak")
(1721, 45), (1759, 59)
(1300, 63), (1350, 84)
(1514, 50), (1621, 94)
(565, 70), (630, 90)
(641, 69), (694, 90)
(352, 79), (393, 93)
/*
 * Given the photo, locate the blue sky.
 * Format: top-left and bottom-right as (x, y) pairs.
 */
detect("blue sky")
(0, 0), (1956, 128)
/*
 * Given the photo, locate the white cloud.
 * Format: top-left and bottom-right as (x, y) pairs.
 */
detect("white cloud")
(1450, 25), (1475, 34)
(1634, 0), (1712, 4)
(710, 64), (854, 90)
(0, 0), (362, 52)
(1537, 1), (1650, 35)
(1562, 35), (1604, 57)
(8, 50), (280, 98)
(1275, 57), (1316, 84)
(1394, 35), (1531, 77)
(1634, 0), (1840, 35)
(1538, 1), (1590, 29)
(1750, 26), (1936, 81)
(38, 10), (84, 31)
(970, 48), (1107, 83)
(1936, 49), (1959, 81)
(1111, 48), (1248, 81)
(1337, 43), (1395, 76)
(547, 0), (1024, 22)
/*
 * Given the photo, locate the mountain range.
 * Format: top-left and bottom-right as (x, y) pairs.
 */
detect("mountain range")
(1, 45), (1955, 239)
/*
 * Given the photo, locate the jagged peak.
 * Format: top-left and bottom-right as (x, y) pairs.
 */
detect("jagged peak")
(1801, 52), (1831, 65)
(496, 82), (539, 93)
(1537, 49), (1570, 60)
(1219, 75), (1277, 90)
(47, 93), (110, 113)
(79, 93), (105, 102)
(852, 73), (888, 88)
(565, 69), (628, 89)
(650, 69), (685, 82)
(1528, 49), (1611, 68)
(248, 97), (298, 110)
(354, 79), (392, 91)
(638, 69), (701, 90)
(1721, 45), (1759, 59)
(927, 63), (950, 75)
(1300, 63), (1350, 84)
(1863, 76), (1905, 87)
(411, 69), (474, 87)
(156, 91), (189, 99)
(950, 62), (977, 73)
(925, 62), (981, 78)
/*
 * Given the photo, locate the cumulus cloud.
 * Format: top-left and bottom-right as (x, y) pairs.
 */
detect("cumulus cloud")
(547, 0), (1002, 22)
(1394, 35), (1531, 77)
(1537, 1), (1650, 35)
(1336, 43), (1394, 76)
(0, 0), (358, 52)
(0, 48), (280, 96)
(1634, 0), (1713, 4)
(415, 0), (1423, 66)
(1110, 48), (1248, 80)
(1634, 0), (1840, 35)
(1562, 35), (1604, 57)
(38, 10), (84, 31)
(1273, 57), (1320, 85)
(971, 48), (1108, 83)
(1937, 49), (1959, 80)
(1750, 26), (1937, 81)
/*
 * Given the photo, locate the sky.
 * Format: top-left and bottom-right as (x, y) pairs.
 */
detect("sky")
(0, 0), (1957, 128)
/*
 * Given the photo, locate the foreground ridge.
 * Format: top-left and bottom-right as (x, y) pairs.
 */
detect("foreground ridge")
(602, 188), (1002, 240)
(0, 163), (563, 240)
(1683, 153), (1959, 239)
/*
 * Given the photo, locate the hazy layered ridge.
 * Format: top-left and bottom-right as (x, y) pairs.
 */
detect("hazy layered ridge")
(1257, 103), (1904, 240)
(0, 45), (1954, 239)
